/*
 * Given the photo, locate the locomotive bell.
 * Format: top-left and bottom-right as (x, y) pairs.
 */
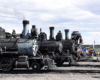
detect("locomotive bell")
(65, 29), (69, 40)
(22, 20), (29, 38)
(49, 27), (54, 41)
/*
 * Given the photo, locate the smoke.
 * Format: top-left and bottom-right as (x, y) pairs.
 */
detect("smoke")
(13, 8), (26, 20)
(1, 7), (26, 20)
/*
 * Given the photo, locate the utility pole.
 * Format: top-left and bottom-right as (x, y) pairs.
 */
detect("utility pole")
(93, 39), (95, 49)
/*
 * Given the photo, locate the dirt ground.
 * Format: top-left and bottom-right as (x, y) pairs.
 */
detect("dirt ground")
(0, 62), (100, 80)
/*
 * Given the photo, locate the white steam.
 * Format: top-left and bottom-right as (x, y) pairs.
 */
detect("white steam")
(1, 7), (26, 20)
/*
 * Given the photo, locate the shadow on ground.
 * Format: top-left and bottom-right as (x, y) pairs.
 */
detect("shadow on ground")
(92, 76), (100, 79)
(0, 69), (100, 74)
(62, 64), (100, 67)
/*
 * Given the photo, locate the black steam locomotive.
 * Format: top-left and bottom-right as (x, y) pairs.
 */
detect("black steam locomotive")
(29, 24), (83, 66)
(0, 20), (46, 71)
(0, 20), (84, 71)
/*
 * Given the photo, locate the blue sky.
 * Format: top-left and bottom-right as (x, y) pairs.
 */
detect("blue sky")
(0, 0), (100, 44)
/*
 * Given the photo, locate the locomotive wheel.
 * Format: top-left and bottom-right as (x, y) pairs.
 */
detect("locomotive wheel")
(0, 58), (13, 71)
(32, 62), (40, 71)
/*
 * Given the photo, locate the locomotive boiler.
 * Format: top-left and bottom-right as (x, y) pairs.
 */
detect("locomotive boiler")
(37, 27), (63, 55)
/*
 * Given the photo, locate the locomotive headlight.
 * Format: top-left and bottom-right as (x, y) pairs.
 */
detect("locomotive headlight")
(31, 44), (38, 56)
(31, 39), (39, 56)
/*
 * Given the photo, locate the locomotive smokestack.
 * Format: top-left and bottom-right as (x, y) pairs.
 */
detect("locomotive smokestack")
(22, 20), (29, 38)
(65, 29), (69, 40)
(49, 27), (54, 40)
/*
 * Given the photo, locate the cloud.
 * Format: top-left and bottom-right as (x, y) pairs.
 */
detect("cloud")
(71, 0), (100, 15)
(82, 32), (100, 44)
(0, 0), (100, 44)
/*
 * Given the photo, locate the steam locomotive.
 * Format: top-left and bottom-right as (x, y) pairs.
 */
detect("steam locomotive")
(0, 20), (84, 71)
(36, 26), (83, 66)
(0, 20), (46, 71)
